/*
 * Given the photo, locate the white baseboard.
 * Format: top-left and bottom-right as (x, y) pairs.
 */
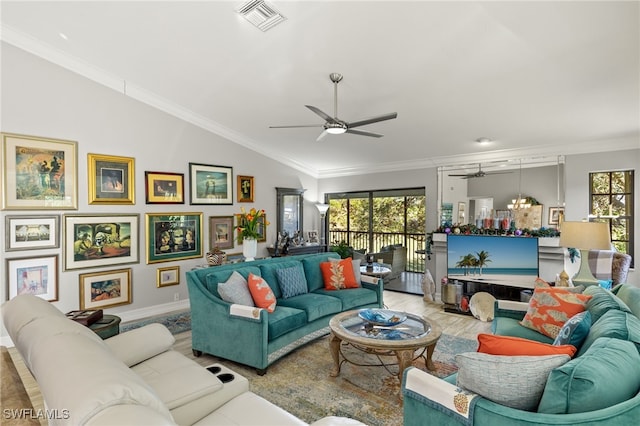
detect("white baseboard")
(117, 299), (190, 324)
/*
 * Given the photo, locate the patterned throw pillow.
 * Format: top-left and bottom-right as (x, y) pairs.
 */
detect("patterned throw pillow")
(477, 334), (577, 357)
(329, 257), (362, 286)
(247, 273), (277, 312)
(217, 271), (255, 307)
(553, 311), (592, 348)
(455, 352), (570, 411)
(276, 265), (308, 299)
(320, 258), (359, 290)
(519, 287), (592, 339)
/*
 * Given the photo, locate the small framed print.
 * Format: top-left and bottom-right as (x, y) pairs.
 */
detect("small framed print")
(307, 230), (319, 244)
(146, 212), (203, 264)
(79, 268), (132, 310)
(209, 216), (234, 250)
(2, 132), (78, 210)
(145, 171), (184, 204)
(63, 214), (140, 270)
(189, 163), (233, 205)
(549, 207), (565, 226)
(237, 175), (254, 202)
(88, 153), (135, 204)
(157, 265), (180, 287)
(6, 255), (59, 302)
(5, 215), (60, 251)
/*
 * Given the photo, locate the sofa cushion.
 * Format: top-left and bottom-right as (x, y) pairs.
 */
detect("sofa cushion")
(320, 258), (359, 290)
(538, 337), (640, 414)
(552, 311), (591, 348)
(313, 288), (379, 311)
(267, 306), (311, 340)
(104, 323), (175, 367)
(477, 334), (577, 357)
(277, 293), (342, 322)
(301, 253), (342, 292)
(577, 309), (640, 356)
(519, 286), (592, 339)
(205, 266), (261, 299)
(491, 316), (554, 344)
(612, 283), (640, 318)
(218, 271), (255, 306)
(247, 273), (277, 313)
(276, 264), (309, 299)
(455, 352), (570, 411)
(259, 260), (303, 299)
(583, 284), (632, 323)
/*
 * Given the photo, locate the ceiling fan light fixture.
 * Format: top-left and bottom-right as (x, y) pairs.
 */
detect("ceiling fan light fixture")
(324, 122), (347, 134)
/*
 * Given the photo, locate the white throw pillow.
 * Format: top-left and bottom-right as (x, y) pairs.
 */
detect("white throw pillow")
(218, 271), (255, 306)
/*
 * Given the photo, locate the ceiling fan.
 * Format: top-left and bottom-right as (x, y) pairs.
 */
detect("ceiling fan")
(269, 73), (398, 142)
(448, 164), (513, 179)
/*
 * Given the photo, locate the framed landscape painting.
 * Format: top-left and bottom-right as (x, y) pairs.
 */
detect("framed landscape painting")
(79, 268), (132, 309)
(63, 214), (139, 270)
(1, 132), (78, 210)
(189, 163), (233, 205)
(5, 214), (60, 251)
(87, 153), (135, 204)
(145, 171), (184, 204)
(209, 216), (234, 250)
(146, 212), (203, 263)
(6, 255), (59, 302)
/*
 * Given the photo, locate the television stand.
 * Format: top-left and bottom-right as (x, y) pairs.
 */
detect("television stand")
(443, 278), (535, 316)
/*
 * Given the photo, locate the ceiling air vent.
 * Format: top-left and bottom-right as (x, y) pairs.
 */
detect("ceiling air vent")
(236, 0), (286, 32)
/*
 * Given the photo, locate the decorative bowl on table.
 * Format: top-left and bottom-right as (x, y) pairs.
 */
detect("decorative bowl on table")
(358, 309), (407, 326)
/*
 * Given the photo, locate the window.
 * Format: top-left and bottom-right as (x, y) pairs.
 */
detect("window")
(589, 170), (634, 267)
(326, 187), (426, 272)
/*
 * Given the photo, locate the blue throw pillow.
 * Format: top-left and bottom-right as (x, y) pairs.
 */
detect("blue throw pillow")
(276, 265), (308, 299)
(599, 279), (613, 290)
(553, 311), (591, 348)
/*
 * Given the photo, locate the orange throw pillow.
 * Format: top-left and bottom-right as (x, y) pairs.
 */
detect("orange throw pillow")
(477, 334), (577, 357)
(320, 258), (359, 290)
(247, 273), (276, 313)
(519, 287), (592, 339)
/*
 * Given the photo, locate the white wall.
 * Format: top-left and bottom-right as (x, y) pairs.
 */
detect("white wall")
(0, 44), (318, 333)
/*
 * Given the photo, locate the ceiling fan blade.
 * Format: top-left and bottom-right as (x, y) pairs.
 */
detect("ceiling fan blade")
(347, 112), (398, 129)
(346, 129), (383, 138)
(316, 130), (329, 142)
(448, 174), (471, 177)
(305, 105), (336, 123)
(269, 124), (323, 129)
(485, 171), (513, 175)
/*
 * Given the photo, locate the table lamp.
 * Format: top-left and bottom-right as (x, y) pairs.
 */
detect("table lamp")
(559, 221), (611, 287)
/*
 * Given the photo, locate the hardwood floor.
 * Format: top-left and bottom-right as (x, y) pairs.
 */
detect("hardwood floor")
(7, 289), (490, 422)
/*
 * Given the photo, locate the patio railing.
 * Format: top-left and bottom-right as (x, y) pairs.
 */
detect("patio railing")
(328, 230), (426, 273)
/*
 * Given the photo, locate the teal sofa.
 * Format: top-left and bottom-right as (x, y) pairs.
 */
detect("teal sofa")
(186, 252), (383, 374)
(402, 283), (640, 425)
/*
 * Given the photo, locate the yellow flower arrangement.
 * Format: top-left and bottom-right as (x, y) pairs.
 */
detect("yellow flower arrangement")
(236, 207), (269, 242)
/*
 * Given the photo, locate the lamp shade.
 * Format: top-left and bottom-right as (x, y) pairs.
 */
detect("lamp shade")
(315, 203), (330, 215)
(559, 221), (611, 250)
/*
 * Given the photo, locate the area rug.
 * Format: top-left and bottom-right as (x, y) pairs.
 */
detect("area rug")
(122, 312), (477, 426)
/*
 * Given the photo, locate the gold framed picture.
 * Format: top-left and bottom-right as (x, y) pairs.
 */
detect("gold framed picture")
(157, 265), (180, 287)
(145, 171), (184, 204)
(88, 153), (135, 204)
(145, 212), (203, 264)
(79, 268), (132, 309)
(237, 175), (254, 202)
(2, 132), (78, 210)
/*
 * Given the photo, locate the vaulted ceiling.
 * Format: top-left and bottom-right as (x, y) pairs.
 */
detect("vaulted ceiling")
(2, 1), (638, 177)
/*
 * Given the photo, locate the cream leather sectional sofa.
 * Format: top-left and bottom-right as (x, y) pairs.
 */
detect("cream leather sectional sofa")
(1, 294), (363, 425)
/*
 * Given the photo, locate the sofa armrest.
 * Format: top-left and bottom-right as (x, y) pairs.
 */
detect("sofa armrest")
(402, 367), (479, 426)
(104, 323), (175, 367)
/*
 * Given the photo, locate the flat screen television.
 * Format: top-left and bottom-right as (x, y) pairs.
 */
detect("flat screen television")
(447, 234), (539, 288)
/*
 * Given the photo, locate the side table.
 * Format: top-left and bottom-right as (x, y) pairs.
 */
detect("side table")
(89, 315), (121, 339)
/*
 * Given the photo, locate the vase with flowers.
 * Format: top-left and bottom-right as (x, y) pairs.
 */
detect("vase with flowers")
(237, 207), (269, 261)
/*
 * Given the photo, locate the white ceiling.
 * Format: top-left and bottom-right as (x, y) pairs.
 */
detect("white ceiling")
(1, 1), (638, 178)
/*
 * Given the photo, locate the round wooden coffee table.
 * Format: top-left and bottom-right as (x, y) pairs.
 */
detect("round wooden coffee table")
(329, 309), (442, 383)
